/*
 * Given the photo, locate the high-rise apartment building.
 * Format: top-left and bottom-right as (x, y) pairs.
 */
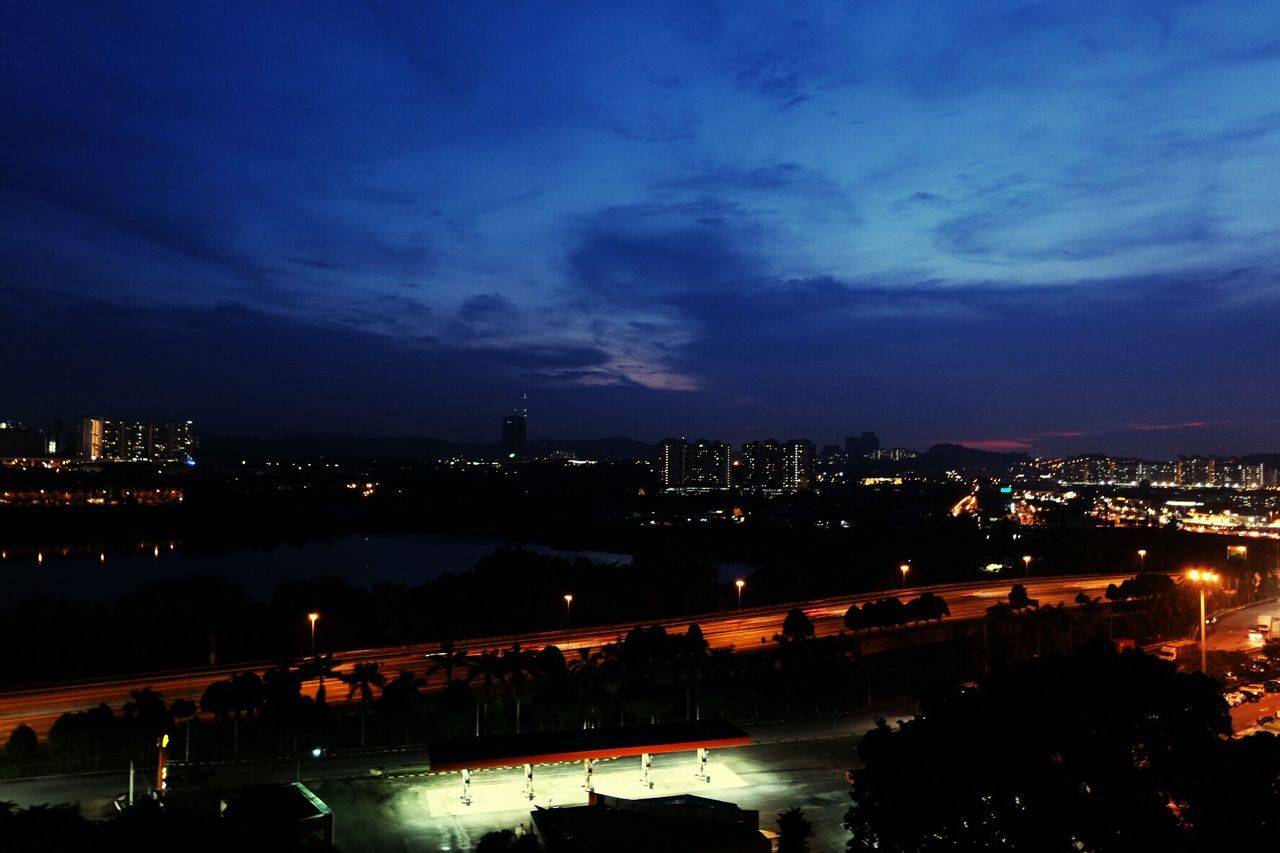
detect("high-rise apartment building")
(658, 438), (731, 491)
(659, 438), (685, 488)
(742, 440), (784, 489)
(0, 422), (54, 458)
(741, 439), (814, 490)
(78, 418), (196, 463)
(783, 439), (816, 490)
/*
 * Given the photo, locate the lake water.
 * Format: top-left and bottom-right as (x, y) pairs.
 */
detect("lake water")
(0, 535), (635, 605)
(0, 536), (753, 605)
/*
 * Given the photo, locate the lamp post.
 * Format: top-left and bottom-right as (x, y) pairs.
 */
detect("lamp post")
(1187, 569), (1220, 673)
(564, 594), (573, 627)
(735, 579), (745, 612)
(1022, 555), (1032, 577)
(899, 564), (910, 589)
(1137, 549), (1147, 573)
(1227, 545), (1248, 594)
(307, 612), (319, 657)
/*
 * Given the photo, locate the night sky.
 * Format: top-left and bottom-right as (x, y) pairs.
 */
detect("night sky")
(4, 2), (1280, 456)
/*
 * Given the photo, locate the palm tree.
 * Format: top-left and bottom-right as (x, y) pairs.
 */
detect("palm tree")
(340, 662), (385, 747)
(297, 653), (340, 705)
(427, 640), (469, 686)
(123, 688), (170, 730)
(379, 670), (427, 743)
(467, 650), (508, 735)
(568, 647), (606, 729)
(501, 645), (539, 733)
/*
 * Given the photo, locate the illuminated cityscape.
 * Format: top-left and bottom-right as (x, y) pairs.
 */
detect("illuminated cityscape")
(77, 418), (197, 464)
(7, 2), (1280, 850)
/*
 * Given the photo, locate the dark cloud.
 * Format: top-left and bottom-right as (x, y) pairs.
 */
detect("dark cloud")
(0, 287), (608, 436)
(567, 223), (758, 308)
(285, 257), (337, 270)
(457, 293), (518, 323)
(4, 2), (1280, 451)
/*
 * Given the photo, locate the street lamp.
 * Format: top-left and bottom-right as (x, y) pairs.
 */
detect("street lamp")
(1187, 569), (1220, 673)
(735, 579), (745, 611)
(1137, 549), (1147, 572)
(899, 564), (910, 588)
(564, 594), (573, 627)
(307, 612), (319, 657)
(1227, 546), (1248, 594)
(1022, 555), (1032, 577)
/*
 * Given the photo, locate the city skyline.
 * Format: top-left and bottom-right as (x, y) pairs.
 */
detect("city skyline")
(4, 4), (1280, 457)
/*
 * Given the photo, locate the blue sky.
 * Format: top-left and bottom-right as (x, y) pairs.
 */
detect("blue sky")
(3, 1), (1280, 455)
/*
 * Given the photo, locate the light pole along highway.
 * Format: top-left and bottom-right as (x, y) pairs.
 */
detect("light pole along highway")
(308, 611), (320, 658)
(1186, 568), (1220, 674)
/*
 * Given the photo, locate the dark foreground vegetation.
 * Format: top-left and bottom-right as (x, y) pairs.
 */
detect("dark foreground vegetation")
(0, 795), (334, 853)
(846, 639), (1279, 852)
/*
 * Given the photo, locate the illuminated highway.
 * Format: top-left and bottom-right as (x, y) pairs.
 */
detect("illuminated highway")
(0, 574), (1130, 739)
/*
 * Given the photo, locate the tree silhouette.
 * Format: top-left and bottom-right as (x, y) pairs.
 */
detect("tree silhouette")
(340, 661), (384, 746)
(779, 608), (815, 643)
(1008, 583), (1038, 610)
(4, 724), (39, 763)
(845, 640), (1233, 852)
(427, 639), (469, 686)
(777, 806), (813, 853)
(467, 651), (508, 733)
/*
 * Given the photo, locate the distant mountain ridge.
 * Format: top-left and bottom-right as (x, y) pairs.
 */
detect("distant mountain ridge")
(916, 443), (1031, 474)
(198, 432), (656, 462)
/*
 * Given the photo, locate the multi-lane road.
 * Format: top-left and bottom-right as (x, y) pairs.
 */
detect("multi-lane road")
(0, 574), (1131, 739)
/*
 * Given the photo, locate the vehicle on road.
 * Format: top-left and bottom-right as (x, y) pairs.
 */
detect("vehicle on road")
(1264, 680), (1280, 693)
(1225, 691), (1247, 707)
(1241, 684), (1266, 702)
(1156, 645), (1178, 663)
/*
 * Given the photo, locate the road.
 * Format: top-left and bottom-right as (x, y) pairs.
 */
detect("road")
(1194, 596), (1280, 732)
(0, 705), (917, 852)
(0, 574), (1129, 739)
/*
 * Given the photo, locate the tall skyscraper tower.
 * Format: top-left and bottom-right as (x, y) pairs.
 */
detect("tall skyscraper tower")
(502, 415), (527, 458)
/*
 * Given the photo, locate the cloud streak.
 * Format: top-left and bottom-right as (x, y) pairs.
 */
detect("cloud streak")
(3, 2), (1280, 450)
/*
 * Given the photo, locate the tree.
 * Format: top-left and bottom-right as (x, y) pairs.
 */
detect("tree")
(475, 828), (543, 851)
(426, 639), (469, 686)
(200, 679), (236, 720)
(4, 724), (39, 763)
(467, 651), (508, 733)
(922, 593), (950, 622)
(0, 801), (92, 851)
(778, 806), (813, 853)
(1008, 583), (1038, 610)
(122, 688), (171, 731)
(339, 662), (384, 746)
(779, 608), (815, 643)
(502, 645), (539, 733)
(845, 640), (1233, 852)
(378, 670), (426, 716)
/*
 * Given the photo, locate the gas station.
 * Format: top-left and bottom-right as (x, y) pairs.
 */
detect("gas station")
(424, 719), (751, 811)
